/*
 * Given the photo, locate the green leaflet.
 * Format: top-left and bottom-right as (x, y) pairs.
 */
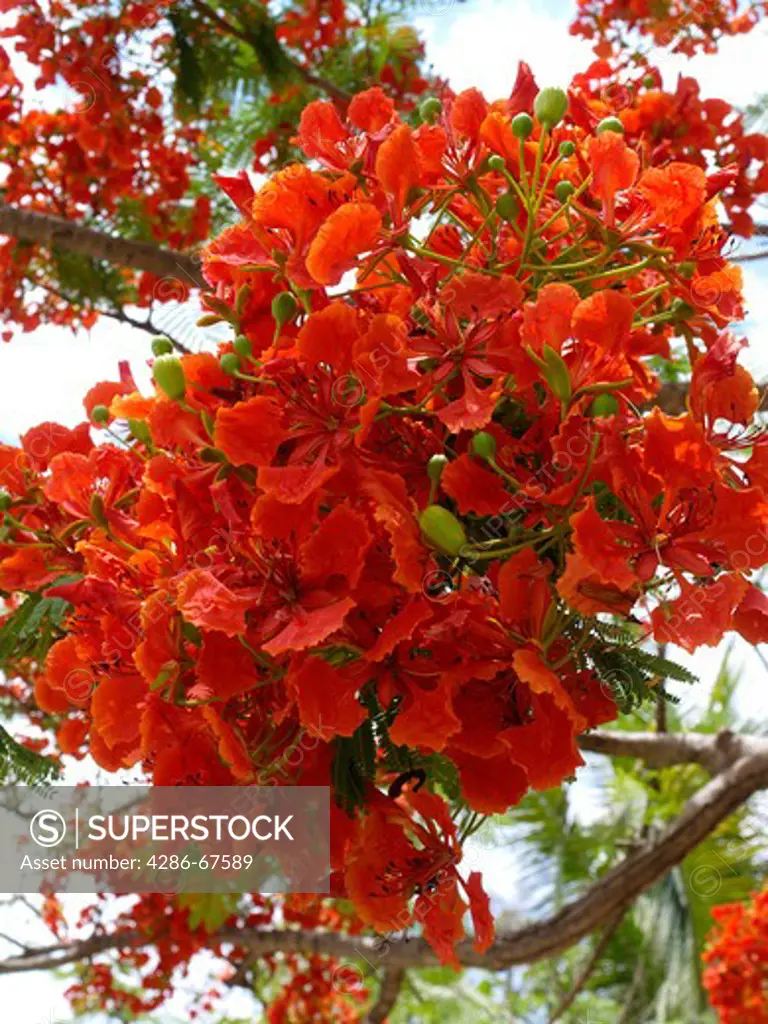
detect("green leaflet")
(0, 726), (59, 785)
(0, 587), (74, 667)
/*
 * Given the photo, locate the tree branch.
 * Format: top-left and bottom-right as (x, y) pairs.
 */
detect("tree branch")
(0, 204), (206, 289)
(99, 305), (192, 354)
(0, 932), (145, 974)
(578, 728), (768, 773)
(189, 0), (351, 104)
(1, 737), (766, 977)
(364, 967), (407, 1024)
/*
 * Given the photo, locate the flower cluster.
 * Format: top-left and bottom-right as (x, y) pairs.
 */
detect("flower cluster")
(571, 0), (767, 57)
(0, 0), (433, 336)
(703, 883), (768, 1023)
(570, 60), (768, 237)
(0, 0), (210, 334)
(55, 890), (368, 1019)
(1, 73), (767, 977)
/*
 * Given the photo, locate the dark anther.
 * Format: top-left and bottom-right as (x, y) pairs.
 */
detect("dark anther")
(388, 768), (427, 799)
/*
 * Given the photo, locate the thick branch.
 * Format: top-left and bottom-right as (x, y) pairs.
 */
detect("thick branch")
(578, 728), (768, 773)
(0, 932), (145, 974)
(0, 204), (206, 289)
(2, 741), (766, 977)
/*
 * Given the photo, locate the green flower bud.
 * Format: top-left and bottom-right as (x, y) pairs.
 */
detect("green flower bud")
(233, 334), (252, 357)
(419, 505), (468, 557)
(128, 419), (152, 445)
(643, 74), (656, 88)
(511, 112), (534, 139)
(542, 344), (572, 403)
(271, 291), (298, 330)
(596, 116), (624, 136)
(534, 87), (568, 129)
(420, 97), (442, 123)
(589, 393), (620, 418)
(488, 154), (507, 172)
(153, 354), (186, 402)
(91, 404), (110, 425)
(427, 454), (448, 482)
(0, 491), (12, 512)
(220, 352), (240, 376)
(151, 336), (174, 357)
(235, 283), (251, 317)
(471, 431), (496, 459)
(678, 261), (696, 280)
(555, 180), (575, 204)
(495, 191), (520, 222)
(90, 493), (108, 528)
(559, 140), (576, 157)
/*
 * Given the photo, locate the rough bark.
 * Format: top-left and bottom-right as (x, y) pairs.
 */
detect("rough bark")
(578, 728), (768, 774)
(0, 204), (206, 289)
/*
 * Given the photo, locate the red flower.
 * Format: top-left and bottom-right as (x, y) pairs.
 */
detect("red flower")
(344, 787), (494, 967)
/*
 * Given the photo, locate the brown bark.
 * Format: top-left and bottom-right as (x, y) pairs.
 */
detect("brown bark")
(0, 204), (206, 289)
(364, 967), (407, 1023)
(577, 728), (768, 774)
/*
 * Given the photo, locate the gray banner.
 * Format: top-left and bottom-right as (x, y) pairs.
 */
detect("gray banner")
(0, 786), (330, 894)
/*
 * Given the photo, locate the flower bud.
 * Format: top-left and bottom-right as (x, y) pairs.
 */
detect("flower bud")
(542, 345), (572, 402)
(420, 97), (442, 123)
(589, 393), (619, 418)
(555, 180), (575, 203)
(596, 116), (624, 135)
(151, 336), (174, 357)
(128, 419), (152, 445)
(488, 154), (506, 172)
(153, 355), (186, 402)
(419, 505), (468, 557)
(233, 334), (252, 357)
(220, 352), (240, 376)
(90, 493), (108, 528)
(235, 284), (251, 316)
(511, 112), (534, 139)
(91, 405), (110, 425)
(559, 140), (576, 157)
(495, 192), (520, 222)
(534, 87), (568, 129)
(643, 74), (656, 88)
(471, 431), (496, 459)
(271, 291), (298, 330)
(0, 491), (12, 512)
(427, 454), (448, 482)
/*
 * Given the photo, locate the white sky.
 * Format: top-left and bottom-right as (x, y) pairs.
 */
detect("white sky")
(1, 1), (767, 1020)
